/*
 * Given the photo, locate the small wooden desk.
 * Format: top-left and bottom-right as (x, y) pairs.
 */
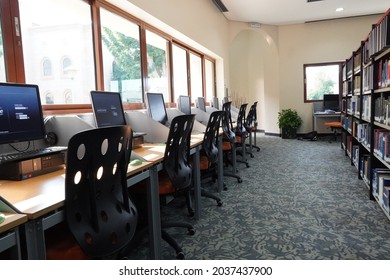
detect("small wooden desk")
(313, 112), (341, 134)
(0, 213), (27, 259)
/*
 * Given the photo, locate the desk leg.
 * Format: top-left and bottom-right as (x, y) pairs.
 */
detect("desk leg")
(217, 136), (223, 193)
(193, 147), (201, 220)
(232, 144), (237, 174)
(147, 165), (162, 260)
(24, 219), (46, 259)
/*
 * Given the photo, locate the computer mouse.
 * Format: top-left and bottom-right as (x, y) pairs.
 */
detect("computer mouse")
(130, 159), (142, 166)
(0, 212), (5, 224)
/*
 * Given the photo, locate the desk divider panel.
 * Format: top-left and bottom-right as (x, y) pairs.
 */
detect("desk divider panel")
(44, 115), (94, 146)
(125, 110), (169, 143)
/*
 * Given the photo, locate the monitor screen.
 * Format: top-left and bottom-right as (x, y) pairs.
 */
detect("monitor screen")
(212, 96), (219, 109)
(323, 94), (339, 111)
(0, 82), (46, 145)
(197, 97), (206, 112)
(146, 92), (168, 125)
(178, 95), (191, 115)
(90, 90), (126, 127)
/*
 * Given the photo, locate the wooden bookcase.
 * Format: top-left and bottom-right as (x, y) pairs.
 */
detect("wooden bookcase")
(341, 8), (390, 219)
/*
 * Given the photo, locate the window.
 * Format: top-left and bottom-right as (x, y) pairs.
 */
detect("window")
(172, 44), (188, 102)
(304, 62), (342, 102)
(0, 18), (6, 82)
(204, 58), (215, 103)
(189, 52), (202, 103)
(146, 30), (169, 101)
(2, 0), (217, 111)
(100, 8), (142, 103)
(19, 0), (95, 104)
(42, 58), (52, 77)
(62, 57), (72, 76)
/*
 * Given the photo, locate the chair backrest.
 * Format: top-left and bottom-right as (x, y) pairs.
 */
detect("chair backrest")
(164, 114), (195, 193)
(246, 102), (258, 129)
(65, 125), (138, 258)
(202, 110), (224, 164)
(236, 103), (248, 135)
(221, 101), (236, 143)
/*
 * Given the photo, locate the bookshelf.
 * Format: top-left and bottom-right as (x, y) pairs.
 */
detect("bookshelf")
(341, 8), (390, 219)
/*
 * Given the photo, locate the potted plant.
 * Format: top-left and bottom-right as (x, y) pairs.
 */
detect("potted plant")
(277, 108), (303, 139)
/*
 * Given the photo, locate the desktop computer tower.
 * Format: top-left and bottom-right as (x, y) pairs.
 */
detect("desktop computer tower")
(0, 152), (65, 180)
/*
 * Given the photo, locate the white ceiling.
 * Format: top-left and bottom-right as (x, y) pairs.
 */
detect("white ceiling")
(218, 0), (389, 26)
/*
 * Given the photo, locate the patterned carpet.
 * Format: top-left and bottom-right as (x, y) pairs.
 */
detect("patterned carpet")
(127, 135), (390, 260)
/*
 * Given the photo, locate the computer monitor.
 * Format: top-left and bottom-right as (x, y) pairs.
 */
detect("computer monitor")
(0, 82), (46, 145)
(323, 94), (340, 111)
(212, 96), (219, 109)
(90, 90), (126, 127)
(196, 97), (206, 112)
(146, 92), (168, 125)
(177, 95), (191, 115)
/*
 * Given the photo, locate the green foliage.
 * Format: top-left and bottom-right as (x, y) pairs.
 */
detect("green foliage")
(101, 27), (166, 83)
(101, 27), (141, 80)
(277, 109), (303, 129)
(310, 78), (336, 100)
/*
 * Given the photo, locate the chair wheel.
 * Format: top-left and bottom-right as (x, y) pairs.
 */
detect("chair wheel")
(250, 154), (254, 158)
(188, 228), (195, 235)
(217, 201), (223, 207)
(176, 251), (185, 259)
(246, 164), (250, 168)
(238, 178), (243, 183)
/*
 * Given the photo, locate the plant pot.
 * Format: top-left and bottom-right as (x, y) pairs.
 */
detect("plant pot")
(281, 127), (297, 139)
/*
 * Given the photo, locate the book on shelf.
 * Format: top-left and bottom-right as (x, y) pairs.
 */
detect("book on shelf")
(374, 95), (390, 124)
(368, 11), (390, 57)
(372, 168), (390, 200)
(382, 186), (390, 216)
(362, 64), (373, 92)
(360, 154), (370, 182)
(377, 58), (390, 89)
(373, 128), (390, 160)
(362, 95), (371, 121)
(352, 145), (359, 166)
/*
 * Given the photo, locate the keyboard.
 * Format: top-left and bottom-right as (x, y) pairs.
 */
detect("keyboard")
(0, 146), (67, 164)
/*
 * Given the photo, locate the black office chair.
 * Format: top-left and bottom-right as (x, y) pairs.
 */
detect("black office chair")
(234, 103), (252, 162)
(129, 114), (196, 259)
(245, 101), (261, 153)
(46, 125), (138, 259)
(221, 102), (243, 183)
(198, 110), (225, 206)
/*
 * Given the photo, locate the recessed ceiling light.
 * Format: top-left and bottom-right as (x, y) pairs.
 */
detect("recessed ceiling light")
(336, 7), (344, 12)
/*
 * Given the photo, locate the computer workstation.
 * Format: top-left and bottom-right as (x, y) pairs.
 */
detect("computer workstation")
(0, 82), (67, 181)
(312, 94), (341, 134)
(0, 86), (208, 259)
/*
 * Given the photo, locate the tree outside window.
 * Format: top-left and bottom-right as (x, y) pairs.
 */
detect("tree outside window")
(304, 62), (342, 102)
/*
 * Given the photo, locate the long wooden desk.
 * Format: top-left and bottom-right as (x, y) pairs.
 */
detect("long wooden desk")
(0, 160), (160, 259)
(0, 213), (27, 259)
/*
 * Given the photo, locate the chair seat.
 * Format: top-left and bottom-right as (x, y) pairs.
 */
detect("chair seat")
(222, 141), (232, 151)
(131, 171), (176, 196)
(46, 224), (89, 260)
(324, 121), (342, 129)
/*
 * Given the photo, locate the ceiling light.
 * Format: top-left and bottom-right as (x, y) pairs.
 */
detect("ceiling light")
(336, 7), (344, 12)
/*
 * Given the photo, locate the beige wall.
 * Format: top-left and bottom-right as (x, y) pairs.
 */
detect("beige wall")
(114, 1), (382, 135)
(278, 15), (381, 134)
(228, 15), (381, 134)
